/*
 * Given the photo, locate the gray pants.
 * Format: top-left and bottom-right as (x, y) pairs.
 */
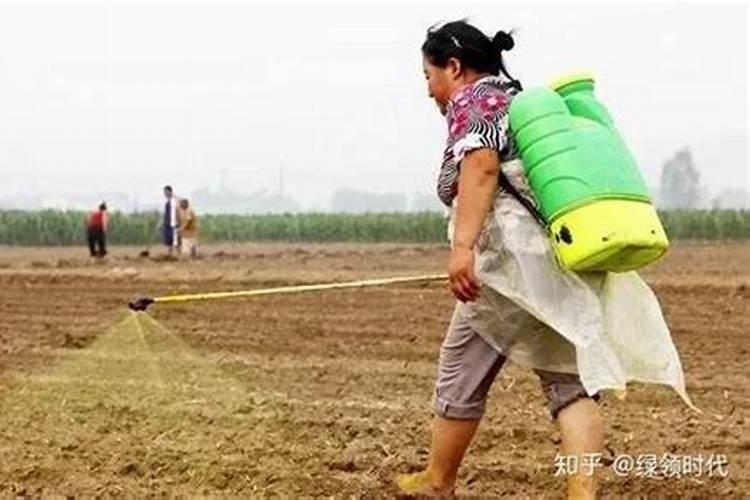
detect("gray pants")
(433, 307), (599, 420)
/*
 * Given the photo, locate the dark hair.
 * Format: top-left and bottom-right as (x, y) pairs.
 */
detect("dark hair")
(164, 185), (173, 193)
(99, 202), (107, 211)
(422, 20), (522, 90)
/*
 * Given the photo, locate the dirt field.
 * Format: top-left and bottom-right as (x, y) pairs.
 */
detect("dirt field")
(0, 242), (747, 498)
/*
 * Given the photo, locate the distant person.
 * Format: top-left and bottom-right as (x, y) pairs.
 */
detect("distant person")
(161, 185), (178, 256)
(178, 198), (198, 258)
(85, 202), (108, 258)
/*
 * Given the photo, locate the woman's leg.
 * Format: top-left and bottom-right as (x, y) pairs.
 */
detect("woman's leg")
(397, 306), (505, 495)
(558, 398), (604, 500)
(536, 370), (604, 500)
(425, 416), (481, 489)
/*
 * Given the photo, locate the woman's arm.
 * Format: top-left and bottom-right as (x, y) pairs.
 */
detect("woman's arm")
(449, 147), (500, 302)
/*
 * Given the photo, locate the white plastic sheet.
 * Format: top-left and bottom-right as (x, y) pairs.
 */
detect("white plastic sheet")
(449, 160), (694, 408)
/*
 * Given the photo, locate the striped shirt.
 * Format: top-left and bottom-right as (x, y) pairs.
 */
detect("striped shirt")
(437, 76), (520, 206)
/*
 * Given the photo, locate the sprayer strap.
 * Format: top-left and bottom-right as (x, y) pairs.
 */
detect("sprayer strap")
(498, 172), (549, 229)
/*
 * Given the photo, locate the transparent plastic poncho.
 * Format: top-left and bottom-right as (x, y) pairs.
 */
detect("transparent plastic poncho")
(449, 160), (694, 408)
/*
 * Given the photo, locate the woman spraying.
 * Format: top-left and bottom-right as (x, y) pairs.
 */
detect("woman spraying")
(397, 21), (692, 499)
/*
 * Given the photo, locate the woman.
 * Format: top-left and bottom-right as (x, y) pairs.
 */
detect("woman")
(177, 198), (199, 259)
(396, 21), (692, 499)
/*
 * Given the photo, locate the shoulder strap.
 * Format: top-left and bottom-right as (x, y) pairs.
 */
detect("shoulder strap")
(498, 172), (548, 229)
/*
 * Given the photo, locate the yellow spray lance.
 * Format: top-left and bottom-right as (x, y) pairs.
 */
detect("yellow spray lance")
(128, 274), (449, 311)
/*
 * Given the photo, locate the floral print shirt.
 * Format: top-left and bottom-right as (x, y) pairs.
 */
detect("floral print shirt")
(437, 76), (520, 206)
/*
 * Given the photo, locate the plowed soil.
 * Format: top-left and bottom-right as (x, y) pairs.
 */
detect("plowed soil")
(0, 242), (747, 498)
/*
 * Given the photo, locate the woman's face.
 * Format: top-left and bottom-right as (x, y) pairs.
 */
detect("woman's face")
(423, 56), (462, 115)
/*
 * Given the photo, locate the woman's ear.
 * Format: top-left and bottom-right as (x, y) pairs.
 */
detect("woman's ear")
(446, 57), (463, 80)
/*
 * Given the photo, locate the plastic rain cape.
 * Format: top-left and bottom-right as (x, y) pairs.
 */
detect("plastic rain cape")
(449, 160), (694, 408)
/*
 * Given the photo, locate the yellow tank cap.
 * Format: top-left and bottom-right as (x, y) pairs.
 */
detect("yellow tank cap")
(548, 72), (595, 91)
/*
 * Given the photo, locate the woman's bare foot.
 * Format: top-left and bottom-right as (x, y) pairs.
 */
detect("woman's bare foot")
(395, 470), (456, 499)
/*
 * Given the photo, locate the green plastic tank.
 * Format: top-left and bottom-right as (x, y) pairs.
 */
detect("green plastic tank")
(507, 73), (669, 272)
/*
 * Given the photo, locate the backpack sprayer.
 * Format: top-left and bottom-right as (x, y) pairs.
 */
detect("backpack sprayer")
(507, 72), (669, 272)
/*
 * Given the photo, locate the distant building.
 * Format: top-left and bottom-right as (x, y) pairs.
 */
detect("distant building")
(2, 192), (133, 211)
(711, 188), (750, 209)
(191, 187), (300, 214)
(658, 148), (705, 209)
(329, 189), (408, 213)
(410, 192), (443, 212)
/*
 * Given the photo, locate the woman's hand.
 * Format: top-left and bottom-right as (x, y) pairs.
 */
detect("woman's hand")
(448, 244), (480, 302)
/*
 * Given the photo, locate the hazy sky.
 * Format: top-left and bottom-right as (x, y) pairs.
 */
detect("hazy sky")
(0, 0), (747, 209)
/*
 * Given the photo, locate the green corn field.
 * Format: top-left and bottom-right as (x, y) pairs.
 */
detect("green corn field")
(0, 209), (748, 246)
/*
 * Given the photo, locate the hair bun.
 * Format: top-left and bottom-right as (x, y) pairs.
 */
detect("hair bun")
(492, 30), (514, 51)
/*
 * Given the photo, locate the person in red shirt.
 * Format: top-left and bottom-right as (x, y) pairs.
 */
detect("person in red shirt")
(85, 202), (108, 258)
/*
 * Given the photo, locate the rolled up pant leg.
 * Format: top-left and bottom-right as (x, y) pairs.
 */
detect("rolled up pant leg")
(535, 369), (600, 419)
(432, 306), (599, 420)
(432, 306), (507, 420)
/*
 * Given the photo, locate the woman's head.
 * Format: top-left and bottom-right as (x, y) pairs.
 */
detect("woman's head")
(422, 20), (519, 112)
